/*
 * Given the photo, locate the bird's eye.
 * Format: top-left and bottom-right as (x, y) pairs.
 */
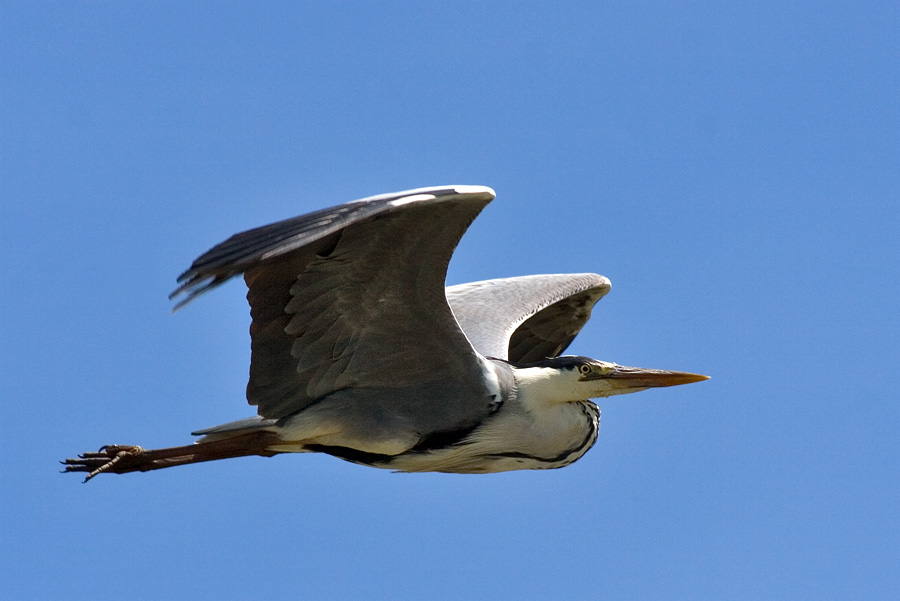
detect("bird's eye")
(579, 364), (592, 375)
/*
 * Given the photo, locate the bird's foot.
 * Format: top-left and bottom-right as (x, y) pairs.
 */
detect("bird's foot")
(62, 445), (145, 482)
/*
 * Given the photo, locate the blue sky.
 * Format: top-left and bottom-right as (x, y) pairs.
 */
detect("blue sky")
(2, 2), (898, 600)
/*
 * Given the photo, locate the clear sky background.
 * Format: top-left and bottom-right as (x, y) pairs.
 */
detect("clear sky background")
(2, 2), (898, 600)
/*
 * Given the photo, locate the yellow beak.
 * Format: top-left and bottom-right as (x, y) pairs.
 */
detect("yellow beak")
(604, 365), (709, 390)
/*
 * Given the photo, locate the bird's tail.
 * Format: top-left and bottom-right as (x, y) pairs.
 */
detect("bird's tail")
(62, 431), (283, 482)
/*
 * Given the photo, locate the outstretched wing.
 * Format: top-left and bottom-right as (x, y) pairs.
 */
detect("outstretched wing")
(172, 186), (497, 424)
(446, 273), (611, 363)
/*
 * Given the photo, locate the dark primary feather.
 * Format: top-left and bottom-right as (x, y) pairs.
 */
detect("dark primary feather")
(508, 283), (609, 363)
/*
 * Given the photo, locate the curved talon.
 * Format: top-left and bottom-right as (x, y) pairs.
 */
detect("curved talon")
(98, 444), (145, 456)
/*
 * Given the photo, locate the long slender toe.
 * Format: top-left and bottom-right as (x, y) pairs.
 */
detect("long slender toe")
(62, 445), (145, 482)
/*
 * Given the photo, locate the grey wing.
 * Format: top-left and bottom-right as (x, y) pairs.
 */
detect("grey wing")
(172, 186), (498, 434)
(446, 274), (611, 363)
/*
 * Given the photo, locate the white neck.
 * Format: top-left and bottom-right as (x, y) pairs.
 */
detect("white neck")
(513, 366), (587, 409)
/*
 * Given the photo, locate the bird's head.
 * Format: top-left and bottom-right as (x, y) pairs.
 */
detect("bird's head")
(513, 355), (708, 405)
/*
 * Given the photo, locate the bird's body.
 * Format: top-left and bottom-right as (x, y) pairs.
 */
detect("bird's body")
(258, 357), (603, 474)
(64, 186), (707, 481)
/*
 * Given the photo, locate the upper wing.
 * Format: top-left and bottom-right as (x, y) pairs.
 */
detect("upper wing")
(172, 186), (498, 425)
(445, 274), (611, 363)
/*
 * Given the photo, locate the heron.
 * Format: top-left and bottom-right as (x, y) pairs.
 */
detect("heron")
(64, 185), (707, 481)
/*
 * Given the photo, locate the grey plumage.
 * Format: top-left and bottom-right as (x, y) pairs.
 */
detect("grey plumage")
(64, 185), (707, 481)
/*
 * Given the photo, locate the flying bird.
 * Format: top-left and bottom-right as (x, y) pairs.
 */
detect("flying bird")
(64, 185), (707, 481)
